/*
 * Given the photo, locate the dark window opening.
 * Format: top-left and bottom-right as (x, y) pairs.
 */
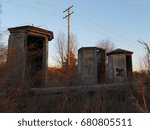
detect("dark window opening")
(126, 55), (132, 79)
(116, 68), (124, 76)
(25, 35), (45, 87)
(97, 51), (105, 84)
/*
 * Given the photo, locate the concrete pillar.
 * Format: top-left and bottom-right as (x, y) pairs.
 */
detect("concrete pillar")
(78, 47), (105, 85)
(107, 48), (133, 83)
(7, 25), (53, 88)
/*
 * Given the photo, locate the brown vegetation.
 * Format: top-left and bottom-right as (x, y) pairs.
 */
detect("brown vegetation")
(0, 31), (150, 112)
(0, 81), (150, 112)
(48, 65), (78, 87)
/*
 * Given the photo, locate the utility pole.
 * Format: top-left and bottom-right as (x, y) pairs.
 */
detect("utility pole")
(63, 5), (73, 67)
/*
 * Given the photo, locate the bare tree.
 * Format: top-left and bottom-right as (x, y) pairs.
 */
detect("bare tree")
(70, 33), (78, 56)
(53, 32), (66, 66)
(0, 31), (8, 88)
(53, 32), (78, 67)
(51, 32), (78, 86)
(0, 32), (7, 64)
(96, 39), (115, 82)
(96, 39), (114, 53)
(138, 40), (150, 74)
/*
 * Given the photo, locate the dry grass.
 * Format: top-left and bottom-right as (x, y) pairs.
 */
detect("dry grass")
(128, 80), (149, 113)
(0, 62), (150, 113)
(1, 82), (148, 113)
(48, 67), (78, 87)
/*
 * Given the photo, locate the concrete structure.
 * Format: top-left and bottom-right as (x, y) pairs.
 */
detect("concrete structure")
(106, 48), (133, 83)
(7, 25), (53, 88)
(78, 47), (105, 85)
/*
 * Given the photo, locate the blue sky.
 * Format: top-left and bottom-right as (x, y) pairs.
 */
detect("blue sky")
(1, 0), (150, 70)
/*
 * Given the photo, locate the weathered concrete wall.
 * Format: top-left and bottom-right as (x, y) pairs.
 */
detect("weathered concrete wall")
(108, 54), (127, 83)
(1, 82), (148, 113)
(107, 49), (133, 83)
(78, 48), (97, 84)
(7, 26), (53, 88)
(78, 47), (105, 85)
(7, 32), (27, 87)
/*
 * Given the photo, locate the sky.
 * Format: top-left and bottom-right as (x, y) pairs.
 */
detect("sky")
(1, 0), (150, 70)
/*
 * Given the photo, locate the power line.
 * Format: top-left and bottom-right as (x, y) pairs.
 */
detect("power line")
(4, 0), (62, 17)
(73, 11), (141, 50)
(3, 0), (142, 51)
(36, 0), (65, 10)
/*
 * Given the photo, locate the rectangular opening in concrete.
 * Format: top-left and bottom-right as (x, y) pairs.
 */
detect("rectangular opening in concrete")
(126, 55), (132, 79)
(97, 49), (105, 84)
(25, 35), (45, 87)
(97, 52), (103, 84)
